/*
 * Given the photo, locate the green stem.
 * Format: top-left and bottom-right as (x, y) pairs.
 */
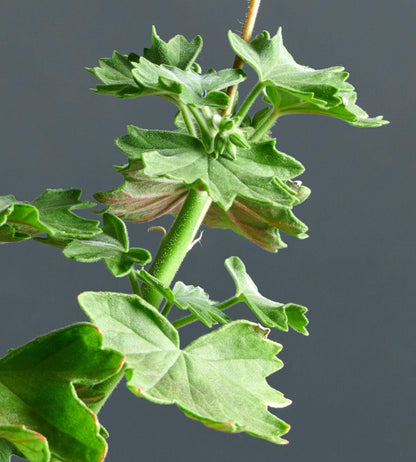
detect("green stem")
(188, 106), (214, 151)
(234, 81), (266, 125)
(179, 103), (197, 137)
(250, 106), (280, 142)
(161, 300), (174, 317)
(172, 295), (242, 329)
(128, 270), (142, 296)
(142, 189), (212, 308)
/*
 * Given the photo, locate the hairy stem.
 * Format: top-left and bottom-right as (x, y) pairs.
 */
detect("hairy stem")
(234, 81), (267, 125)
(142, 189), (212, 308)
(179, 103), (197, 137)
(172, 295), (242, 329)
(128, 270), (142, 296)
(222, 0), (262, 116)
(250, 105), (280, 141)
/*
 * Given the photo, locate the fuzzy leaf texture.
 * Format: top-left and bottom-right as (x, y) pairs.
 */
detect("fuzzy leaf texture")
(63, 213), (151, 277)
(138, 270), (230, 327)
(0, 190), (100, 244)
(225, 257), (309, 334)
(228, 29), (388, 127)
(0, 324), (125, 462)
(79, 292), (292, 444)
(95, 156), (309, 251)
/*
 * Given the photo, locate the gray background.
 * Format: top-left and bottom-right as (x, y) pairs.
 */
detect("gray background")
(1, 1), (415, 461)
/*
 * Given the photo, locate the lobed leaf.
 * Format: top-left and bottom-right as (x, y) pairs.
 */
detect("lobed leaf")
(115, 126), (305, 210)
(0, 324), (125, 462)
(229, 29), (387, 127)
(225, 256), (309, 334)
(79, 292), (292, 445)
(0, 190), (101, 244)
(0, 426), (50, 462)
(138, 270), (229, 327)
(95, 161), (308, 251)
(63, 213), (151, 277)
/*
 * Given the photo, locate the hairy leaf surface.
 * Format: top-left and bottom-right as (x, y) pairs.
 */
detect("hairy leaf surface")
(79, 292), (291, 444)
(0, 324), (124, 462)
(63, 213), (151, 277)
(0, 426), (50, 462)
(229, 29), (387, 127)
(116, 126), (304, 210)
(225, 257), (309, 334)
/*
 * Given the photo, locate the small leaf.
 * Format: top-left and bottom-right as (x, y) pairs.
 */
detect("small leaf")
(130, 59), (245, 108)
(0, 324), (125, 462)
(143, 26), (203, 70)
(138, 271), (229, 327)
(79, 292), (292, 445)
(172, 282), (230, 327)
(63, 213), (151, 277)
(0, 197), (14, 227)
(229, 29), (387, 127)
(225, 256), (309, 334)
(0, 426), (50, 462)
(116, 126), (305, 210)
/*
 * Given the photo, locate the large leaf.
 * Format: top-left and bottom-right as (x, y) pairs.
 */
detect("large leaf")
(0, 427), (49, 462)
(79, 292), (291, 444)
(0, 190), (100, 244)
(63, 213), (151, 277)
(0, 324), (125, 462)
(116, 126), (305, 210)
(130, 59), (245, 108)
(225, 257), (309, 334)
(138, 270), (229, 327)
(229, 29), (387, 127)
(143, 26), (202, 70)
(95, 161), (308, 251)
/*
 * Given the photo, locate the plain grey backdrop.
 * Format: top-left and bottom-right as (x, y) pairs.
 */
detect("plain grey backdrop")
(1, 1), (415, 461)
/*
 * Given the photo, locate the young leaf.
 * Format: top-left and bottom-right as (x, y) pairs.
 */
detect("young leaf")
(0, 197), (14, 227)
(0, 426), (50, 462)
(143, 26), (202, 70)
(79, 292), (292, 445)
(172, 282), (230, 327)
(0, 324), (125, 462)
(229, 29), (387, 127)
(63, 213), (151, 277)
(139, 270), (229, 327)
(116, 126), (305, 210)
(225, 256), (309, 334)
(130, 59), (245, 108)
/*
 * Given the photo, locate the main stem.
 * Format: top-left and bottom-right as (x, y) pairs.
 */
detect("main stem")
(142, 189), (212, 308)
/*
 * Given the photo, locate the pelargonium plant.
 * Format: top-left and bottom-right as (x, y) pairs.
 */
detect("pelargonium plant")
(0, 1), (387, 461)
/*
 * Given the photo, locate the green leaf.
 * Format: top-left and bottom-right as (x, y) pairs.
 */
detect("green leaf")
(79, 292), (292, 445)
(229, 29), (387, 127)
(32, 189), (100, 239)
(0, 324), (125, 462)
(0, 190), (101, 244)
(63, 213), (151, 277)
(0, 426), (50, 462)
(172, 282), (230, 327)
(94, 159), (188, 223)
(138, 270), (229, 327)
(86, 51), (142, 99)
(225, 256), (309, 334)
(130, 59), (245, 108)
(143, 26), (202, 70)
(116, 126), (305, 210)
(95, 161), (308, 251)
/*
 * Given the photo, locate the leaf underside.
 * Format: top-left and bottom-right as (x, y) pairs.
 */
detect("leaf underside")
(79, 292), (292, 445)
(0, 324), (124, 462)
